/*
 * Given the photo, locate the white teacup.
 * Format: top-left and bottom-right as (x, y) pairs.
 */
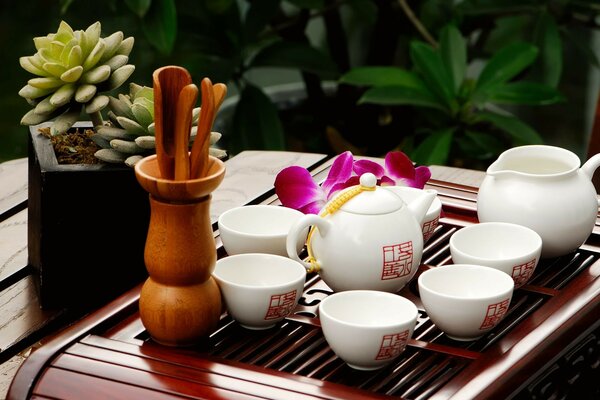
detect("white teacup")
(387, 186), (442, 242)
(449, 222), (542, 288)
(418, 264), (514, 341)
(213, 253), (306, 330)
(319, 290), (418, 370)
(218, 205), (306, 256)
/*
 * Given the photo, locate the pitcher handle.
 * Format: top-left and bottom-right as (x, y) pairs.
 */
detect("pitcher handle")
(581, 153), (600, 180)
(286, 214), (329, 272)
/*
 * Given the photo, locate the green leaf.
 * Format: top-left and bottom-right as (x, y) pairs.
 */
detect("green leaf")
(244, 0), (281, 42)
(532, 11), (562, 87)
(483, 82), (565, 105)
(411, 127), (455, 166)
(285, 0), (324, 8)
(561, 27), (600, 68)
(230, 84), (286, 154)
(440, 24), (466, 94)
(125, 0), (151, 17)
(475, 42), (538, 90)
(359, 86), (448, 112)
(340, 67), (425, 89)
(142, 0), (177, 55)
(458, 130), (506, 160)
(346, 0), (378, 25)
(249, 41), (338, 77)
(410, 41), (455, 111)
(476, 110), (543, 145)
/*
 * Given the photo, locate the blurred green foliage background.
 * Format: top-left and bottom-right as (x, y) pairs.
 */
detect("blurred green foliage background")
(3, 0), (600, 167)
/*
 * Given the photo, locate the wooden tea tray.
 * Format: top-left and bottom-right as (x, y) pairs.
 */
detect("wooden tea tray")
(8, 156), (600, 400)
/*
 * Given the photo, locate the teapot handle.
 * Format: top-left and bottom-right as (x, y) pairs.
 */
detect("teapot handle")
(286, 214), (330, 272)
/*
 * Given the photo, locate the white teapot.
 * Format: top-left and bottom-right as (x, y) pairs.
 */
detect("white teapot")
(477, 145), (600, 258)
(286, 173), (437, 293)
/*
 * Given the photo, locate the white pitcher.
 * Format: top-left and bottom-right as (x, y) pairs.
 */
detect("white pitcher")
(477, 145), (600, 258)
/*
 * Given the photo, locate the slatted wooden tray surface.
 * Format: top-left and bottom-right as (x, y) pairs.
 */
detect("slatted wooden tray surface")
(7, 159), (600, 400)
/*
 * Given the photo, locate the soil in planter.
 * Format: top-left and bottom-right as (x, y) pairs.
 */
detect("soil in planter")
(39, 126), (101, 164)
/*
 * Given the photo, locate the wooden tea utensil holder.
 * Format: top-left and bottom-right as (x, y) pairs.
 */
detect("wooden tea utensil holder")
(134, 154), (226, 346)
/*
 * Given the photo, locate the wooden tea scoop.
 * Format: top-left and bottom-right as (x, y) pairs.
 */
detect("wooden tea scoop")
(152, 66), (193, 180)
(173, 83), (198, 180)
(190, 81), (227, 179)
(190, 78), (214, 179)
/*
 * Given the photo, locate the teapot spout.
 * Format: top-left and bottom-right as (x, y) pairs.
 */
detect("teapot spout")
(581, 153), (600, 180)
(407, 189), (438, 225)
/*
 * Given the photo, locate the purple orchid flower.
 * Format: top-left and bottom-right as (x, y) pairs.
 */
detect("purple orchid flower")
(274, 150), (432, 214)
(353, 151), (431, 189)
(274, 151), (355, 214)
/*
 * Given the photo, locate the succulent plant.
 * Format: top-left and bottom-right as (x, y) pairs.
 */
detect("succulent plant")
(19, 20), (135, 135)
(94, 83), (227, 167)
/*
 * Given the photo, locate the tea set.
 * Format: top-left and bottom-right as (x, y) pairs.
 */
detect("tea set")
(213, 144), (600, 370)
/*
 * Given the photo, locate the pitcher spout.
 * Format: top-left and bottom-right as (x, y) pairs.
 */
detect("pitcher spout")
(407, 189), (437, 225)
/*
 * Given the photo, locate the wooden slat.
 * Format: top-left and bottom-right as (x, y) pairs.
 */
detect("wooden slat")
(0, 158), (27, 219)
(0, 276), (63, 353)
(0, 210), (27, 283)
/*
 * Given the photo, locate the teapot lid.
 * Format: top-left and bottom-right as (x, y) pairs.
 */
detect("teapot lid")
(326, 173), (404, 215)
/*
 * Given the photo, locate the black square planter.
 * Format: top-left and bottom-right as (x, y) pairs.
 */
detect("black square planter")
(28, 122), (150, 311)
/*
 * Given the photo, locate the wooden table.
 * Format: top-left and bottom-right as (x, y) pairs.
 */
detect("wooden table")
(2, 151), (600, 399)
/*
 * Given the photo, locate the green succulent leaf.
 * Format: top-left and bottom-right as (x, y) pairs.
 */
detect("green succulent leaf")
(116, 37), (135, 56)
(81, 64), (111, 84)
(60, 65), (83, 83)
(132, 102), (153, 129)
(108, 95), (135, 119)
(55, 21), (75, 43)
(83, 22), (102, 54)
(475, 110), (543, 145)
(482, 82), (565, 105)
(33, 35), (53, 51)
(411, 127), (455, 166)
(105, 64), (135, 90)
(49, 83), (76, 107)
(75, 84), (97, 103)
(104, 54), (129, 72)
(410, 41), (455, 111)
(440, 24), (466, 94)
(20, 56), (47, 76)
(34, 96), (58, 115)
(116, 116), (147, 136)
(96, 125), (135, 141)
(42, 62), (67, 77)
(21, 107), (61, 125)
(18, 85), (54, 99)
(82, 39), (106, 71)
(66, 45), (83, 69)
(51, 107), (81, 135)
(28, 77), (63, 89)
(85, 94), (109, 114)
(359, 85), (447, 111)
(100, 31), (124, 62)
(475, 42), (539, 91)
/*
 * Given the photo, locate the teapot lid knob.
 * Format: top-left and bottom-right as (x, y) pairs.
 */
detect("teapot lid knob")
(360, 173), (377, 188)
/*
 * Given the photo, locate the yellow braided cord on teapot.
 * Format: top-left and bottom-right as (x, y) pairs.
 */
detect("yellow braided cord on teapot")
(304, 184), (376, 273)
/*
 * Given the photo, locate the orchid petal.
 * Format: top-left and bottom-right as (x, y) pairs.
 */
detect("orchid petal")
(412, 166), (432, 189)
(353, 159), (385, 178)
(384, 151), (415, 181)
(322, 151), (354, 197)
(380, 176), (396, 186)
(274, 166), (325, 214)
(328, 176), (360, 199)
